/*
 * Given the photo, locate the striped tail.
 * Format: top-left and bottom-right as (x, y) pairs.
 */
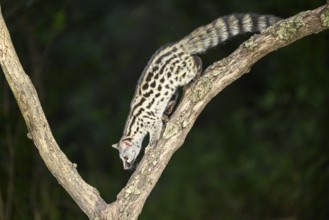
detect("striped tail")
(179, 13), (281, 55)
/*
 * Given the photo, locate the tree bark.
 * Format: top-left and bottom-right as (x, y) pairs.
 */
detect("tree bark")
(0, 3), (328, 220)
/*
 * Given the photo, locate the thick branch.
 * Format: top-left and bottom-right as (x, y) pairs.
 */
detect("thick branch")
(109, 4), (329, 220)
(0, 3), (328, 220)
(0, 6), (107, 220)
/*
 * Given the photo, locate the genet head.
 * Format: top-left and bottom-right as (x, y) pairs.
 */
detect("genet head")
(112, 138), (141, 170)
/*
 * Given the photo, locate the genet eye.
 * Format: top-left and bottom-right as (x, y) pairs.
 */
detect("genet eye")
(123, 156), (128, 161)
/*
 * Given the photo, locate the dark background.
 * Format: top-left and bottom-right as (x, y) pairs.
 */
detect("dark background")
(1, 0), (328, 219)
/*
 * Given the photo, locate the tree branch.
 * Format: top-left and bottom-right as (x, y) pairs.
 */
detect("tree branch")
(0, 3), (328, 220)
(0, 6), (107, 220)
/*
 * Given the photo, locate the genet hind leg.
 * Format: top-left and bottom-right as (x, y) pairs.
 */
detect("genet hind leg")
(183, 55), (203, 91)
(192, 55), (203, 81)
(162, 90), (179, 122)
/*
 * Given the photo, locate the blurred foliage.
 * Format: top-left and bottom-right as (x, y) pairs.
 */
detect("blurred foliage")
(0, 0), (328, 219)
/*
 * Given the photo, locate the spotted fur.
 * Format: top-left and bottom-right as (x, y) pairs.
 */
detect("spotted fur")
(112, 13), (281, 169)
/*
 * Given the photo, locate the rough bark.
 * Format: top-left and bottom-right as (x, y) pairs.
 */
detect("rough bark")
(0, 6), (107, 219)
(0, 3), (328, 220)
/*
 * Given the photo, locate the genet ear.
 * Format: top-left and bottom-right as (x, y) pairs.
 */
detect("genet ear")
(112, 143), (119, 149)
(121, 138), (132, 148)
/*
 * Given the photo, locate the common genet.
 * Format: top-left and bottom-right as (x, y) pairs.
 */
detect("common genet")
(112, 13), (281, 169)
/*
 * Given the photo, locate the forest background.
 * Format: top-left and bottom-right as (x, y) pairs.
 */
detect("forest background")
(1, 0), (328, 219)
